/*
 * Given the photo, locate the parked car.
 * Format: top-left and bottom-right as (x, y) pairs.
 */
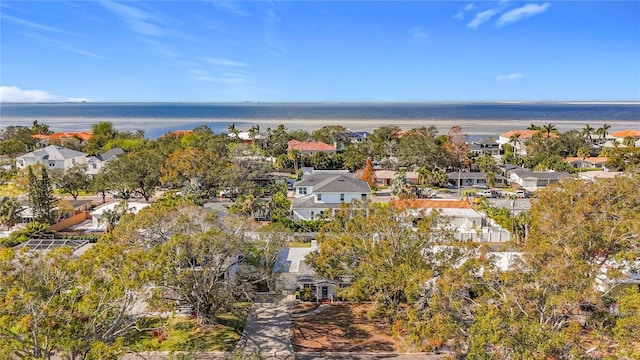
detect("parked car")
(415, 187), (438, 198)
(515, 189), (531, 198)
(477, 189), (498, 198)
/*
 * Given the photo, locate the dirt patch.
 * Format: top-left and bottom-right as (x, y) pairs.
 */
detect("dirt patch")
(291, 303), (403, 352)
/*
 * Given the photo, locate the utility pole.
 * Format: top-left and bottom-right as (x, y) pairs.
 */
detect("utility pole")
(457, 168), (461, 198)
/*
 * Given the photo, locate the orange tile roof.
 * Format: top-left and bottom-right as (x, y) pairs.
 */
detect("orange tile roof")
(499, 129), (558, 139)
(287, 140), (336, 151)
(392, 199), (472, 210)
(32, 132), (93, 141)
(610, 129), (640, 138)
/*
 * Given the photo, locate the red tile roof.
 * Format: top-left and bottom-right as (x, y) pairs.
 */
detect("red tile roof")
(287, 140), (336, 151)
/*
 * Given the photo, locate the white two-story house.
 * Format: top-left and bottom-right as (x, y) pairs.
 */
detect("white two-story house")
(291, 173), (371, 221)
(16, 145), (87, 171)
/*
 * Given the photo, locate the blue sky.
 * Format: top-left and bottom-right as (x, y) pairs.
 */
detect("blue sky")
(1, 1), (639, 102)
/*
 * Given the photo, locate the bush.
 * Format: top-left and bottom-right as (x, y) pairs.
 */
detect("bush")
(0, 222), (51, 247)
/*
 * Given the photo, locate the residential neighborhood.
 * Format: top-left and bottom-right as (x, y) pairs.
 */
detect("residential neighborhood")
(0, 121), (639, 359)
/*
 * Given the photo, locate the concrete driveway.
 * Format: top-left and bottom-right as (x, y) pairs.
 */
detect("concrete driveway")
(235, 298), (296, 359)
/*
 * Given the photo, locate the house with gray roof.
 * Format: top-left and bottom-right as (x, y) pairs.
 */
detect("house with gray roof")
(291, 173), (371, 221)
(447, 171), (508, 188)
(16, 145), (87, 171)
(86, 148), (125, 175)
(274, 241), (348, 301)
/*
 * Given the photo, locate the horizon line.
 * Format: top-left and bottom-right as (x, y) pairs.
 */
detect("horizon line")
(2, 100), (640, 105)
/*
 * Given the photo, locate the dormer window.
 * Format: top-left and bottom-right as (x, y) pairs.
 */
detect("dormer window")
(298, 187), (307, 195)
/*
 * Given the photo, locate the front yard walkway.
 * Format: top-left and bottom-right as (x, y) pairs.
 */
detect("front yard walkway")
(235, 298), (296, 359)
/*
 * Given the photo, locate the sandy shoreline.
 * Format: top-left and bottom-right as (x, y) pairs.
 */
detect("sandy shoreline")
(1, 116), (637, 138)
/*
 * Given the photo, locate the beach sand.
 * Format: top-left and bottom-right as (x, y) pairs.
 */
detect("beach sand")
(1, 116), (636, 137)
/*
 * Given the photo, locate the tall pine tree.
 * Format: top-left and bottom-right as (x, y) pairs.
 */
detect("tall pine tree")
(28, 167), (58, 224)
(360, 157), (377, 190)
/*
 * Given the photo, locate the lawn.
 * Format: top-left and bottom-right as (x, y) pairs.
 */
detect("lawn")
(127, 310), (248, 352)
(290, 303), (403, 353)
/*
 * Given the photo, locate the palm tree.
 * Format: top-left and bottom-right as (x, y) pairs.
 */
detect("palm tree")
(509, 132), (522, 148)
(542, 123), (557, 138)
(228, 123), (240, 139)
(581, 124), (594, 141)
(0, 197), (21, 230)
(527, 124), (541, 131)
(417, 166), (431, 187)
(248, 124), (260, 143)
(596, 123), (611, 140)
(577, 146), (591, 172)
(287, 149), (300, 176)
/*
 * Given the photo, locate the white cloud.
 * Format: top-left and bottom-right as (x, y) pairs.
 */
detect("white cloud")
(0, 86), (58, 102)
(189, 69), (249, 84)
(26, 34), (107, 59)
(497, 3), (550, 27)
(496, 73), (523, 81)
(2, 14), (72, 35)
(100, 1), (163, 36)
(467, 9), (498, 28)
(65, 97), (91, 103)
(464, 3), (476, 11)
(453, 12), (464, 20)
(410, 26), (429, 39)
(209, 0), (249, 16)
(206, 58), (249, 68)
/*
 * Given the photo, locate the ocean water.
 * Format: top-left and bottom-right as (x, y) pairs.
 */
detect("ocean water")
(1, 102), (638, 139)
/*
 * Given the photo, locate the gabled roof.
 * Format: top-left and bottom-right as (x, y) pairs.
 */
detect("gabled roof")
(295, 173), (370, 193)
(21, 145), (87, 160)
(287, 140), (336, 152)
(98, 147), (125, 161)
(499, 130), (558, 139)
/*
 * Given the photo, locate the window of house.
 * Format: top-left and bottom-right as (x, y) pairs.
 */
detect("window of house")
(310, 211), (314, 219)
(92, 163), (97, 169)
(298, 187), (307, 195)
(48, 161), (55, 167)
(72, 158), (76, 164)
(317, 193), (322, 201)
(340, 193), (345, 201)
(361, 194), (367, 200)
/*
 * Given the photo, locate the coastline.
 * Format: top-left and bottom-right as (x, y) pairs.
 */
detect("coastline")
(1, 116), (637, 139)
